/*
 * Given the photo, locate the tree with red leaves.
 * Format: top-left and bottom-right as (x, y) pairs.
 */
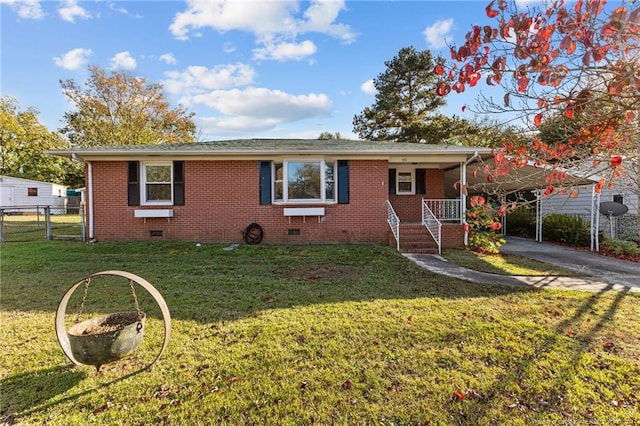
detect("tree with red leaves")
(438, 0), (639, 239)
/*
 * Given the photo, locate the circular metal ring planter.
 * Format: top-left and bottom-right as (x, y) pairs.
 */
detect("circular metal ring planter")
(56, 270), (171, 372)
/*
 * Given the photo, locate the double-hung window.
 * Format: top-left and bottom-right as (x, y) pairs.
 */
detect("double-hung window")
(142, 162), (173, 205)
(274, 160), (336, 203)
(397, 170), (415, 195)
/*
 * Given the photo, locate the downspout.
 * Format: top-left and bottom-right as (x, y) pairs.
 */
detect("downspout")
(87, 161), (94, 240)
(462, 151), (479, 246)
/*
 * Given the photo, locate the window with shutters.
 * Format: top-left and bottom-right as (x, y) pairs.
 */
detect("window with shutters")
(142, 162), (173, 205)
(273, 160), (336, 203)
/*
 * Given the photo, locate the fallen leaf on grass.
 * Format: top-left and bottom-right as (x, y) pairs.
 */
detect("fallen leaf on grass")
(452, 390), (465, 400)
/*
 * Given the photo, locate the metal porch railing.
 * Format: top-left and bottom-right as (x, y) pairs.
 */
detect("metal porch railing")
(386, 200), (400, 251)
(422, 199), (461, 222)
(422, 199), (442, 254)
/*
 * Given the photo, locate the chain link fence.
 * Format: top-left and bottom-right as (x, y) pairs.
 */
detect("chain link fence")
(0, 206), (85, 243)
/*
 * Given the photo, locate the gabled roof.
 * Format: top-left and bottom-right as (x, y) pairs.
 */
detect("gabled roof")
(48, 139), (492, 162)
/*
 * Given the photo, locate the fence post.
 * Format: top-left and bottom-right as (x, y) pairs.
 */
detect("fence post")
(0, 209), (4, 243)
(45, 206), (52, 240)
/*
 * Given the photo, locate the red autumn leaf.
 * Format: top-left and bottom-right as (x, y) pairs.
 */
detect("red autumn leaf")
(434, 64), (445, 75)
(610, 155), (622, 167)
(453, 390), (465, 400)
(534, 113), (543, 127)
(503, 92), (510, 107)
(435, 81), (451, 96)
(490, 221), (502, 230)
(625, 111), (636, 123)
(570, 190), (579, 198)
(567, 329), (576, 337)
(565, 108), (574, 119)
(461, 105), (467, 112)
(517, 75), (529, 93)
(486, 1), (499, 18)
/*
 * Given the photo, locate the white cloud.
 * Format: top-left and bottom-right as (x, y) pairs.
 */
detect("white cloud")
(110, 51), (137, 70)
(169, 0), (298, 40)
(197, 115), (280, 136)
(108, 2), (128, 15)
(191, 88), (332, 121)
(423, 18), (454, 49)
(1, 0), (44, 19)
(160, 53), (177, 65)
(193, 87), (333, 135)
(360, 79), (376, 95)
(53, 47), (92, 70)
(163, 63), (256, 95)
(58, 0), (91, 23)
(169, 0), (355, 61)
(223, 42), (236, 54)
(299, 0), (356, 43)
(253, 40), (317, 61)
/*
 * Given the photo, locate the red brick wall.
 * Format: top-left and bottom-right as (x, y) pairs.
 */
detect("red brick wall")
(442, 223), (465, 248)
(88, 160), (391, 244)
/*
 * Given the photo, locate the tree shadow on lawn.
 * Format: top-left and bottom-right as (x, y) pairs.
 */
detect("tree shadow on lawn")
(0, 365), (85, 421)
(0, 242), (536, 324)
(0, 361), (160, 421)
(449, 285), (637, 423)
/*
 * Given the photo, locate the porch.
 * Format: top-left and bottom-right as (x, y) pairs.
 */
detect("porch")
(387, 198), (464, 254)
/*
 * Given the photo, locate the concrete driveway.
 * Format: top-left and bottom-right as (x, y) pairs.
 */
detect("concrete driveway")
(500, 237), (640, 290)
(404, 237), (639, 292)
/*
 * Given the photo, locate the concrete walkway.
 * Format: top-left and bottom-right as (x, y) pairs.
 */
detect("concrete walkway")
(405, 237), (640, 293)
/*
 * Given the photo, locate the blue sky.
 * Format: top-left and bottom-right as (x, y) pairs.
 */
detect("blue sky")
(1, 0), (534, 141)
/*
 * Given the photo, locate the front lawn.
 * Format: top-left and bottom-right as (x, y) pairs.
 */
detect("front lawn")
(1, 241), (638, 425)
(441, 248), (581, 276)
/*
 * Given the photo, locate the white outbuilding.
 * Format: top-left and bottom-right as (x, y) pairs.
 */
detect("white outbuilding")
(0, 175), (68, 214)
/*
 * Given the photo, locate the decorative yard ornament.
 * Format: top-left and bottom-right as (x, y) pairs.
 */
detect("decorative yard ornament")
(55, 270), (171, 373)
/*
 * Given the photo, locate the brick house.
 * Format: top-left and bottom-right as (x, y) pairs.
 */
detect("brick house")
(51, 139), (491, 253)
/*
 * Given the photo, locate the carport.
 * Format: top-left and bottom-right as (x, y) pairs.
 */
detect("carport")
(444, 158), (602, 250)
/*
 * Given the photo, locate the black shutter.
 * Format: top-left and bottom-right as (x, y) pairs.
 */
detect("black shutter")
(337, 160), (349, 204)
(173, 161), (185, 205)
(388, 168), (396, 195)
(259, 161), (272, 205)
(416, 168), (426, 195)
(127, 161), (140, 206)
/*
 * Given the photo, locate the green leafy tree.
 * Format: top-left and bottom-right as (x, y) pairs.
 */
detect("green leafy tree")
(318, 131), (343, 140)
(60, 66), (196, 147)
(0, 96), (80, 185)
(353, 47), (447, 143)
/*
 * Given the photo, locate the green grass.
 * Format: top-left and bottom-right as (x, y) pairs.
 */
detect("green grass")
(1, 214), (83, 242)
(441, 248), (581, 276)
(1, 241), (639, 425)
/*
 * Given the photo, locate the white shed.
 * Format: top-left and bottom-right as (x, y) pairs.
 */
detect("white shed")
(0, 175), (68, 214)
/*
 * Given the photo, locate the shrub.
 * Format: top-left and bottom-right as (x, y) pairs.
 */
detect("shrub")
(542, 214), (590, 246)
(466, 196), (505, 254)
(506, 208), (535, 238)
(600, 238), (640, 257)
